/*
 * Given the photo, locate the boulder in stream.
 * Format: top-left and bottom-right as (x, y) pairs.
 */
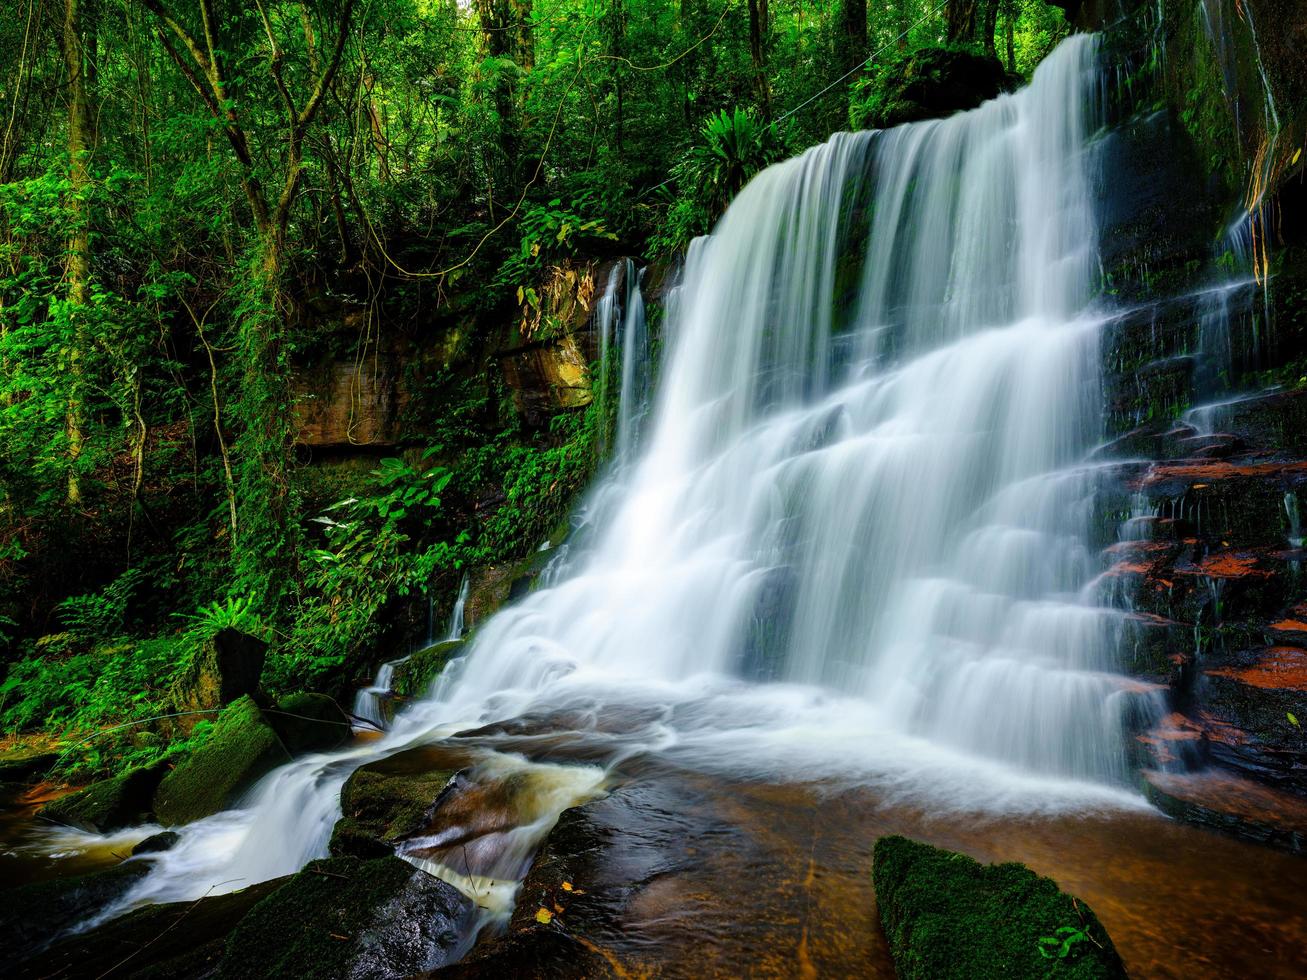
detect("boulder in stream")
(329, 753), (460, 857)
(391, 640), (464, 699)
(152, 695), (290, 826)
(1, 861), (151, 968)
(41, 759), (169, 832)
(872, 835), (1127, 979)
(217, 856), (473, 979)
(267, 691), (352, 755)
(0, 748), (60, 785)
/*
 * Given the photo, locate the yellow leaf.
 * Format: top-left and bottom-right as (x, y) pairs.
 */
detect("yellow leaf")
(516, 286), (524, 305)
(561, 881), (574, 892)
(535, 907), (553, 924)
(1293, 147), (1302, 166)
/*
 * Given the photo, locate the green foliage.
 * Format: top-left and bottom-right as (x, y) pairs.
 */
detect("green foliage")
(175, 595), (265, 642)
(654, 108), (792, 253)
(1038, 925), (1095, 960)
(55, 568), (145, 643)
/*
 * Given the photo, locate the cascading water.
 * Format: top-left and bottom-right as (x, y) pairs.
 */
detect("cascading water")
(353, 574), (471, 729)
(88, 33), (1161, 935)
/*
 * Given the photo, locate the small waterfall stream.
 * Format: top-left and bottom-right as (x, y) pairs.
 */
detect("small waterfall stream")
(89, 33), (1176, 936)
(353, 575), (471, 729)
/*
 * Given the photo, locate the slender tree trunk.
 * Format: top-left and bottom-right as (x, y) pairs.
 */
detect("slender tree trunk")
(1004, 0), (1016, 71)
(62, 0), (93, 506)
(983, 0), (999, 58)
(838, 0), (867, 115)
(747, 0), (770, 119)
(946, 0), (980, 44)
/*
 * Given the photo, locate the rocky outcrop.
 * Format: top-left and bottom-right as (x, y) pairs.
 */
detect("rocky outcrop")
(14, 878), (286, 980)
(41, 760), (169, 833)
(267, 692), (352, 755)
(0, 748), (59, 786)
(152, 695), (289, 826)
(391, 640), (464, 699)
(218, 856), (473, 980)
(329, 751), (460, 858)
(872, 836), (1127, 979)
(1, 861), (151, 968)
(168, 628), (268, 721)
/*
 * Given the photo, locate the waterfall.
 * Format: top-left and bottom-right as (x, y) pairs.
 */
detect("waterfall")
(352, 575), (471, 729)
(99, 33), (1154, 923)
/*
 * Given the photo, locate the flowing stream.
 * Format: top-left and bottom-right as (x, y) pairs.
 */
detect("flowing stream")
(74, 32), (1211, 947)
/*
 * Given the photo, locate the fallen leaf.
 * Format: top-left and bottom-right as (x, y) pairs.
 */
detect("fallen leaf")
(535, 907), (554, 925)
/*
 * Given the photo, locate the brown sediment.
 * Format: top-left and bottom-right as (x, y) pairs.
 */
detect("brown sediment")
(1207, 648), (1307, 692)
(1134, 460), (1307, 488)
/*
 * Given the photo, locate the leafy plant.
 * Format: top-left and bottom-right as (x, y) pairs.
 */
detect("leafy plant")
(175, 595), (264, 640)
(1037, 924), (1094, 960)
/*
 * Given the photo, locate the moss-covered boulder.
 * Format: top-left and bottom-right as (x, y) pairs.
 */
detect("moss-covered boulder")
(169, 628), (268, 721)
(0, 748), (59, 785)
(13, 878), (286, 980)
(391, 640), (463, 699)
(41, 760), (168, 832)
(267, 692), (352, 755)
(217, 856), (472, 979)
(1, 861), (150, 967)
(872, 836), (1127, 980)
(329, 753), (459, 857)
(152, 696), (289, 826)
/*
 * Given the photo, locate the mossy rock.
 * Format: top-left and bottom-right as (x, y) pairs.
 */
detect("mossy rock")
(328, 753), (458, 857)
(168, 628), (268, 721)
(41, 760), (169, 832)
(1, 861), (150, 967)
(391, 640), (464, 699)
(0, 749), (59, 784)
(14, 877), (286, 980)
(872, 836), (1127, 980)
(267, 692), (352, 755)
(152, 695), (290, 826)
(217, 856), (472, 979)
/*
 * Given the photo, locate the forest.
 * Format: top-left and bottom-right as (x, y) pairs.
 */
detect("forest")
(2, 0), (1306, 975)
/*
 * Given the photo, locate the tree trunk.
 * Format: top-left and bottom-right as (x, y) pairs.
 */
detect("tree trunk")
(983, 0), (999, 58)
(839, 0), (867, 73)
(747, 0), (771, 119)
(62, 0), (93, 506)
(946, 0), (980, 44)
(1004, 0), (1016, 71)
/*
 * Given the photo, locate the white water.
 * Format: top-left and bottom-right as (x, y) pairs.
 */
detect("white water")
(87, 34), (1160, 926)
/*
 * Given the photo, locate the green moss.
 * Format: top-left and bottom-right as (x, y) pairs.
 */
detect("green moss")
(152, 696), (289, 826)
(217, 856), (470, 979)
(267, 692), (351, 755)
(328, 758), (456, 857)
(872, 836), (1127, 980)
(391, 640), (464, 699)
(41, 760), (168, 832)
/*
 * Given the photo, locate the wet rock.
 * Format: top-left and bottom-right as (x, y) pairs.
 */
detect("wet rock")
(872, 835), (1127, 979)
(1, 861), (150, 967)
(41, 760), (169, 832)
(132, 830), (181, 855)
(392, 640), (464, 699)
(169, 628), (268, 721)
(1143, 769), (1307, 855)
(267, 691), (352, 755)
(0, 749), (59, 784)
(330, 752), (459, 858)
(14, 878), (286, 980)
(217, 856), (473, 980)
(153, 696), (290, 826)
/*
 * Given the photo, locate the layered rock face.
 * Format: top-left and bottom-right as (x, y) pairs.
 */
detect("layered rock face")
(1089, 0), (1307, 845)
